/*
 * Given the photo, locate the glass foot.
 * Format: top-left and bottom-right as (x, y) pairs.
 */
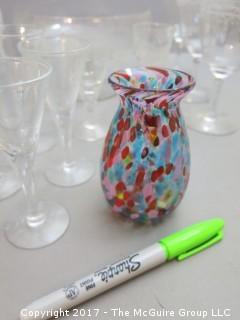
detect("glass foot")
(37, 133), (56, 154)
(76, 121), (107, 142)
(45, 159), (95, 187)
(185, 88), (209, 104)
(185, 111), (239, 135)
(5, 201), (69, 249)
(0, 171), (20, 200)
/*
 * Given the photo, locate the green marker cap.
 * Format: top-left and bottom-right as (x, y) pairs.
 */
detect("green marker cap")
(159, 218), (224, 261)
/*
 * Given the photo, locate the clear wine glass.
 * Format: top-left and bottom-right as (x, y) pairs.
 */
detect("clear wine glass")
(0, 24), (57, 155)
(0, 57), (69, 249)
(185, 4), (240, 135)
(172, 23), (186, 54)
(133, 22), (173, 67)
(178, 0), (209, 104)
(20, 35), (95, 186)
(75, 45), (107, 141)
(0, 24), (35, 200)
(23, 12), (151, 100)
(20, 23), (108, 142)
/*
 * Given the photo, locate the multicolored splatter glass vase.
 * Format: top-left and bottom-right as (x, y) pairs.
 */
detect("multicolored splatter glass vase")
(101, 67), (195, 223)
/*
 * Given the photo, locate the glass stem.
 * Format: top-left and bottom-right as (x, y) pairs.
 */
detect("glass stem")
(84, 96), (98, 126)
(85, 94), (97, 113)
(210, 78), (223, 117)
(192, 58), (200, 81)
(57, 109), (74, 166)
(15, 153), (44, 227)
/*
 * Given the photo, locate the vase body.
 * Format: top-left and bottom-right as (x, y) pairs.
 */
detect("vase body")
(101, 67), (195, 223)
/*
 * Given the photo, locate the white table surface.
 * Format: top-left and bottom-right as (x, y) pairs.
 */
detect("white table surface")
(1, 60), (240, 320)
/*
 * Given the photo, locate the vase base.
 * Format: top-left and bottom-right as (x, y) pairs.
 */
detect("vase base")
(112, 208), (168, 224)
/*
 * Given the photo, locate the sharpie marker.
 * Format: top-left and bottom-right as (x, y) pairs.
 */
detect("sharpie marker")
(20, 218), (224, 320)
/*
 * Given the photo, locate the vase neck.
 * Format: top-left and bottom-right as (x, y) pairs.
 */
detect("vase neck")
(119, 93), (180, 116)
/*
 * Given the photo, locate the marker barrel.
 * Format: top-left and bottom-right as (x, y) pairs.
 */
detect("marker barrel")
(20, 243), (167, 320)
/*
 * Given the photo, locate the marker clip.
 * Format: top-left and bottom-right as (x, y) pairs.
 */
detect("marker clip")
(177, 230), (224, 261)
